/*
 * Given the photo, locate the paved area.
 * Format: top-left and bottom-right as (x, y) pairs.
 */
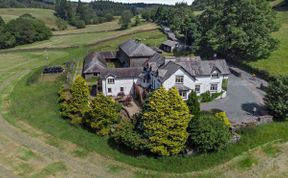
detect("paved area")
(201, 72), (268, 123)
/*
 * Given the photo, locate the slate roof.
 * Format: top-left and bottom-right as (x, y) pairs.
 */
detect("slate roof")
(158, 58), (230, 82)
(99, 67), (143, 79)
(119, 39), (156, 57)
(143, 53), (166, 72)
(161, 40), (178, 47)
(82, 51), (117, 74)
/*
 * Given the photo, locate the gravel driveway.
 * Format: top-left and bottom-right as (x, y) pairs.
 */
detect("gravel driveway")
(201, 74), (267, 123)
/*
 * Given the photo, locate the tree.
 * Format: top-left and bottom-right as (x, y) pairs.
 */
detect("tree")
(0, 16), (5, 27)
(215, 112), (231, 128)
(186, 91), (200, 119)
(141, 87), (191, 156)
(69, 75), (89, 124)
(86, 93), (121, 136)
(197, 0), (279, 60)
(119, 10), (132, 29)
(0, 31), (16, 49)
(134, 15), (141, 26)
(264, 76), (288, 121)
(189, 114), (231, 152)
(105, 13), (114, 22)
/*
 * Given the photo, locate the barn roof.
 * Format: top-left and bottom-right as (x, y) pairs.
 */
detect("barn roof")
(161, 40), (178, 47)
(119, 39), (156, 57)
(82, 51), (117, 74)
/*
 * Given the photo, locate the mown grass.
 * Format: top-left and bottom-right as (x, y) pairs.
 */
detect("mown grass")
(0, 8), (58, 29)
(247, 3), (288, 76)
(14, 23), (158, 49)
(30, 162), (67, 178)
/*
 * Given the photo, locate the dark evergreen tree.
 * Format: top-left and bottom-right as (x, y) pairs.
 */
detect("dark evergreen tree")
(186, 91), (200, 119)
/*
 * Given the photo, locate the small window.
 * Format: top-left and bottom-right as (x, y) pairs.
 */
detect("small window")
(108, 88), (112, 93)
(120, 87), (124, 92)
(107, 78), (115, 84)
(179, 91), (187, 99)
(210, 84), (218, 91)
(211, 72), (219, 79)
(195, 85), (201, 93)
(175, 76), (184, 84)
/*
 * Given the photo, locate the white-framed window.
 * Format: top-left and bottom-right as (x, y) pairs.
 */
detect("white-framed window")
(195, 85), (201, 93)
(175, 75), (184, 84)
(179, 91), (187, 99)
(120, 87), (124, 92)
(211, 72), (219, 79)
(108, 88), (112, 93)
(107, 78), (115, 84)
(210, 84), (218, 92)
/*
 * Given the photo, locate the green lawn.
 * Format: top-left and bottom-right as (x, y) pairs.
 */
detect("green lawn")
(247, 4), (288, 76)
(0, 8), (58, 29)
(13, 23), (158, 49)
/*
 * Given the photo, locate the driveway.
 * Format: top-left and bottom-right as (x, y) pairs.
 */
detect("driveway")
(201, 74), (268, 123)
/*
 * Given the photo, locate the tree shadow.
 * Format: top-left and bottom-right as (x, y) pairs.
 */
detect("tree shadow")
(241, 102), (268, 116)
(273, 1), (288, 12)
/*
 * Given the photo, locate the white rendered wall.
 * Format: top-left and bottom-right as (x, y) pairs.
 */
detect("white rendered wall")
(102, 76), (140, 96)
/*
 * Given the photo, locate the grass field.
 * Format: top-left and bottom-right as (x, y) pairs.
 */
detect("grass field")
(0, 8), (58, 29)
(0, 3), (288, 177)
(247, 3), (288, 76)
(10, 23), (158, 49)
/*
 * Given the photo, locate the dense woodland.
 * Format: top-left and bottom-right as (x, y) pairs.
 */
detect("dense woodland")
(142, 0), (279, 61)
(0, 14), (52, 49)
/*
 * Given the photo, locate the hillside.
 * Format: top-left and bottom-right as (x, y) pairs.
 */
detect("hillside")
(0, 8), (58, 29)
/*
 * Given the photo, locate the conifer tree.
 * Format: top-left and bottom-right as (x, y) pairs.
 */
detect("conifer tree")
(186, 91), (200, 119)
(142, 87), (191, 156)
(69, 75), (89, 124)
(86, 93), (120, 136)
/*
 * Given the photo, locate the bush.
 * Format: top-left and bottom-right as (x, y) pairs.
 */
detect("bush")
(200, 91), (212, 102)
(186, 91), (200, 119)
(112, 120), (149, 151)
(56, 18), (68, 30)
(222, 79), (228, 91)
(264, 76), (288, 120)
(215, 112), (232, 128)
(188, 115), (231, 152)
(75, 20), (86, 29)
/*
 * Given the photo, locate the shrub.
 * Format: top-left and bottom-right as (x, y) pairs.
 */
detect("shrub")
(75, 20), (86, 29)
(112, 120), (149, 151)
(188, 115), (231, 152)
(85, 93), (121, 136)
(215, 112), (232, 128)
(200, 91), (212, 102)
(56, 18), (68, 30)
(264, 76), (288, 120)
(222, 79), (228, 91)
(186, 91), (200, 119)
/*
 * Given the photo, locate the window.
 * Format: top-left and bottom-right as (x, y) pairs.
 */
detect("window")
(195, 85), (201, 93)
(179, 91), (187, 99)
(175, 76), (184, 84)
(120, 87), (124, 92)
(211, 72), (219, 79)
(107, 78), (114, 84)
(108, 88), (112, 93)
(210, 84), (218, 91)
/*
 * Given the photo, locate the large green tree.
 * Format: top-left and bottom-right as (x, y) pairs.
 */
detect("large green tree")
(197, 0), (279, 60)
(264, 76), (288, 121)
(119, 10), (133, 29)
(141, 87), (191, 156)
(86, 93), (121, 136)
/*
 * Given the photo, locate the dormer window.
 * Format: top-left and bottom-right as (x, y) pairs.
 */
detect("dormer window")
(211, 72), (219, 79)
(107, 78), (115, 84)
(175, 76), (184, 84)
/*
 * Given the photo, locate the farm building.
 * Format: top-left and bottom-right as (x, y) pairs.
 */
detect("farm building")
(160, 40), (179, 52)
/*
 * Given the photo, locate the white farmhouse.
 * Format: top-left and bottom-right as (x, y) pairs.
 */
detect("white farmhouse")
(82, 39), (230, 99)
